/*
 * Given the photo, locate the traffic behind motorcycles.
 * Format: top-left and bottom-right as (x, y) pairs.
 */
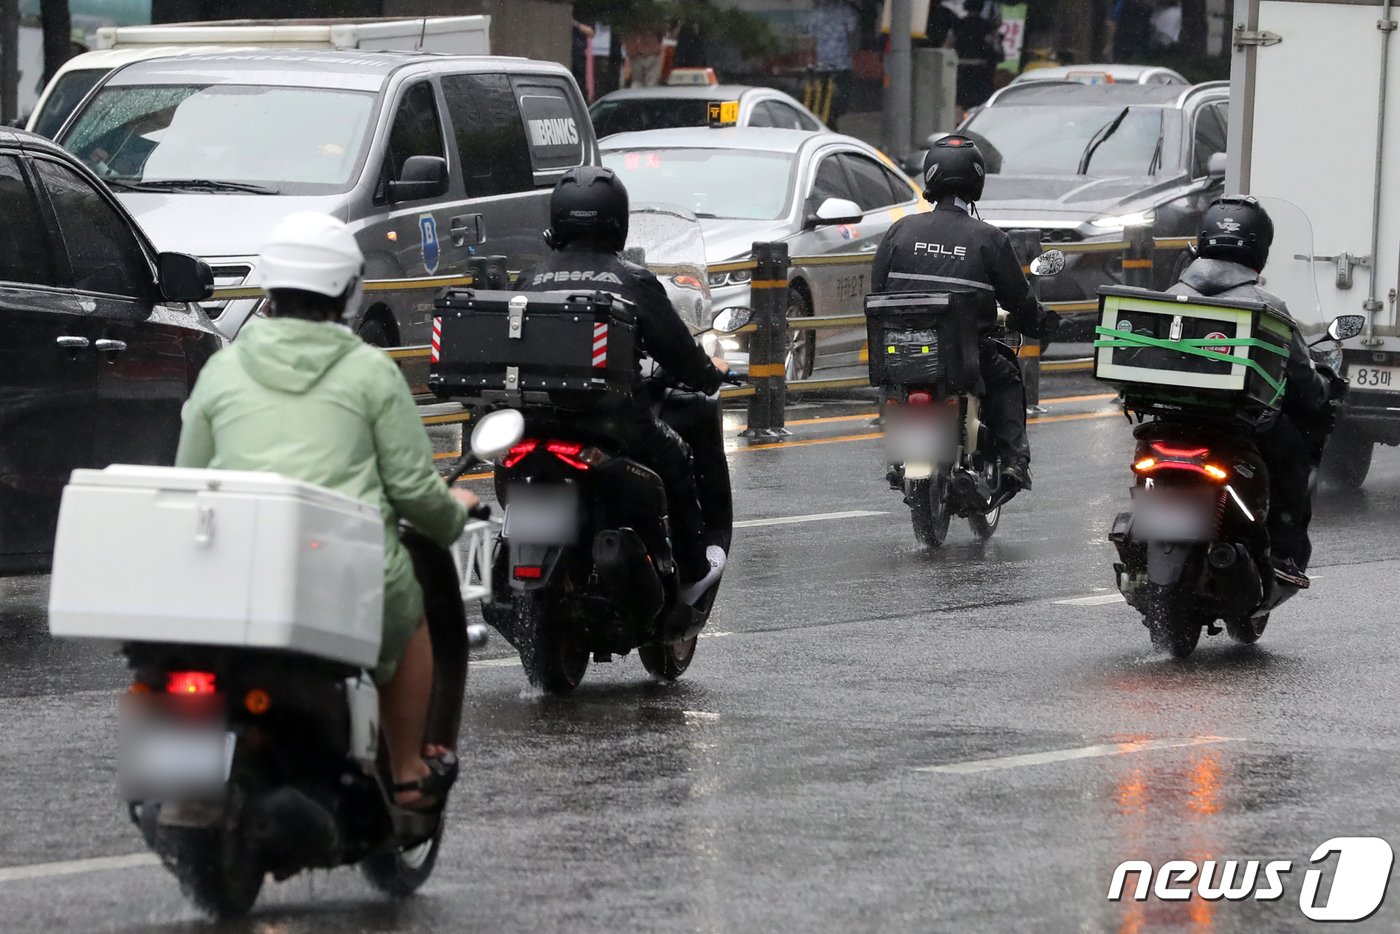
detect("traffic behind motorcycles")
(871, 249), (1065, 548)
(45, 466), (497, 917)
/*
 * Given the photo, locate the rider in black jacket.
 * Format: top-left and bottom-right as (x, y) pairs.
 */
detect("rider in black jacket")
(515, 167), (729, 602)
(1167, 195), (1337, 587)
(871, 135), (1057, 493)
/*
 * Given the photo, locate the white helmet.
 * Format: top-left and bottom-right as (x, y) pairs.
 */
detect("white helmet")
(257, 212), (365, 320)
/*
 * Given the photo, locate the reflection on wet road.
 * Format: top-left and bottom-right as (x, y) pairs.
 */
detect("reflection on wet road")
(4, 381), (1400, 931)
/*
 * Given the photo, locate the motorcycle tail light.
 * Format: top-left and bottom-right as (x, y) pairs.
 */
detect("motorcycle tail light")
(546, 440), (605, 470)
(514, 565), (543, 580)
(906, 391), (933, 405)
(1150, 443), (1209, 458)
(502, 440), (538, 468)
(167, 671), (217, 695)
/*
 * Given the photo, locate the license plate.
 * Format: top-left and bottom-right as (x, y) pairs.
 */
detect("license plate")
(119, 724), (235, 800)
(1132, 491), (1214, 543)
(1349, 365), (1400, 391)
(503, 484), (579, 545)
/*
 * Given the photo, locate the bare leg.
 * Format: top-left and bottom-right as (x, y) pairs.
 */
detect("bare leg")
(380, 619), (433, 800)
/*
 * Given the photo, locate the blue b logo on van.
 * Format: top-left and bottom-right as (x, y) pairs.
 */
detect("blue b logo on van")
(419, 214), (440, 275)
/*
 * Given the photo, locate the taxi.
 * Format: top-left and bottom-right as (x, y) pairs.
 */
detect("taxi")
(602, 116), (928, 379)
(590, 72), (826, 139)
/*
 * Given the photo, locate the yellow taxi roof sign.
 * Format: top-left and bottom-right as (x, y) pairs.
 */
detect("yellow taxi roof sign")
(668, 66), (718, 87)
(707, 100), (739, 127)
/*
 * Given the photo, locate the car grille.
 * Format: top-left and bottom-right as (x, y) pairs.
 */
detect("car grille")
(1041, 228), (1085, 243)
(201, 264), (253, 319)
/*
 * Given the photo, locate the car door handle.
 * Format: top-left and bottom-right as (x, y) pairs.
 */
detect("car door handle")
(449, 214), (484, 247)
(95, 339), (127, 353)
(56, 335), (90, 350)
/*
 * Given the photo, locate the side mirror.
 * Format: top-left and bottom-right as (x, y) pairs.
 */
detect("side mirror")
(711, 307), (753, 333)
(1206, 151), (1227, 178)
(807, 197), (863, 228)
(388, 155), (449, 203)
(158, 252), (214, 302)
(622, 246), (646, 265)
(1029, 249), (1066, 277)
(1327, 314), (1366, 342)
(470, 409), (526, 462)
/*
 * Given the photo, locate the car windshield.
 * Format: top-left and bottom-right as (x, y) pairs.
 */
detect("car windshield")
(61, 84), (377, 195)
(963, 104), (1173, 177)
(591, 98), (712, 137)
(603, 147), (795, 221)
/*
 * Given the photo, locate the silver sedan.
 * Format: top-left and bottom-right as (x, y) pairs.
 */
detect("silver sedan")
(601, 127), (930, 378)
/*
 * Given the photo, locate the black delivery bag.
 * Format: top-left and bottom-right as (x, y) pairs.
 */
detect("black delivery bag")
(429, 289), (637, 405)
(865, 290), (987, 392)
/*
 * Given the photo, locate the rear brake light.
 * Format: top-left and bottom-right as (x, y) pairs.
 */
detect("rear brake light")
(513, 565), (543, 580)
(502, 439), (537, 468)
(167, 671), (217, 695)
(546, 440), (602, 470)
(906, 391), (932, 405)
(1150, 443), (1209, 458)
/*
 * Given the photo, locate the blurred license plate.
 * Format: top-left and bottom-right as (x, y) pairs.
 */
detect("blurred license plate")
(503, 485), (578, 545)
(1132, 491), (1213, 542)
(884, 415), (954, 464)
(119, 724), (234, 800)
(1350, 365), (1400, 391)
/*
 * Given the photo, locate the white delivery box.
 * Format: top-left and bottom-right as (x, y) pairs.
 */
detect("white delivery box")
(48, 465), (384, 669)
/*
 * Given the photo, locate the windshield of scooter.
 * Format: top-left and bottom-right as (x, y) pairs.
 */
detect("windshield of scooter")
(1253, 196), (1323, 336)
(626, 203), (712, 331)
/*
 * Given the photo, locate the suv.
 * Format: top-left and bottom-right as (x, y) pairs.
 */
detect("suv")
(55, 50), (598, 346)
(0, 128), (219, 574)
(959, 81), (1230, 315)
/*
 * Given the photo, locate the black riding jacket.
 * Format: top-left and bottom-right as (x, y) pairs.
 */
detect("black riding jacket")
(871, 199), (1044, 337)
(515, 244), (724, 407)
(1168, 257), (1330, 422)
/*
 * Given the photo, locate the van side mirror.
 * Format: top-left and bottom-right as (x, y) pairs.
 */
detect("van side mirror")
(1206, 152), (1227, 178)
(158, 252), (214, 302)
(388, 155), (449, 203)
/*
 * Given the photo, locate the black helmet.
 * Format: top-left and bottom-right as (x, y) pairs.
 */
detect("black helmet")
(547, 166), (629, 251)
(922, 134), (986, 202)
(1197, 195), (1274, 271)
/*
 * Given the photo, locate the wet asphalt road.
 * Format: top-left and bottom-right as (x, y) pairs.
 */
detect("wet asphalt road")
(6, 375), (1400, 932)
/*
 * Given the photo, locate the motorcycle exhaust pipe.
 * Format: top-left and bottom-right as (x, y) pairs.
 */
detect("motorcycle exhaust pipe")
(592, 529), (665, 626)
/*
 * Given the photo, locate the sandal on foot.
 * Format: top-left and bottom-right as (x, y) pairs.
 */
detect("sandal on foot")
(392, 751), (459, 812)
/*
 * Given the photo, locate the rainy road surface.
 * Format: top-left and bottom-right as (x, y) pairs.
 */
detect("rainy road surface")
(5, 375), (1400, 932)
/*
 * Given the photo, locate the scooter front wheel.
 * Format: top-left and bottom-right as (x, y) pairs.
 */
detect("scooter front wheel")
(1225, 613), (1269, 645)
(516, 590), (589, 694)
(361, 820), (444, 897)
(639, 637), (698, 681)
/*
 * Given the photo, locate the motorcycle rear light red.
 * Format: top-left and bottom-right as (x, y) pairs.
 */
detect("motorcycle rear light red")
(906, 391), (933, 405)
(167, 671), (217, 695)
(502, 440), (538, 468)
(1150, 443), (1210, 458)
(546, 440), (602, 470)
(513, 565), (543, 580)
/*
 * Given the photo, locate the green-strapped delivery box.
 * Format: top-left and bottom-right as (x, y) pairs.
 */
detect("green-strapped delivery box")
(1093, 286), (1294, 414)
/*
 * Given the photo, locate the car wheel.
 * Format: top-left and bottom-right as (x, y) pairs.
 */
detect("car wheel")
(785, 286), (814, 381)
(358, 317), (393, 348)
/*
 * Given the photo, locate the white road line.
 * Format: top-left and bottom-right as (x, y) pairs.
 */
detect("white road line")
(733, 510), (888, 529)
(914, 736), (1233, 775)
(1054, 593), (1127, 606)
(473, 656), (520, 668)
(0, 853), (159, 884)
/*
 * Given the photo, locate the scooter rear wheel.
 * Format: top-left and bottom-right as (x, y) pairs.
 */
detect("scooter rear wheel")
(1225, 613), (1269, 645)
(1145, 606), (1204, 658)
(155, 823), (263, 918)
(969, 505), (1001, 539)
(517, 590), (589, 694)
(907, 475), (951, 548)
(639, 637), (698, 680)
(361, 820), (444, 898)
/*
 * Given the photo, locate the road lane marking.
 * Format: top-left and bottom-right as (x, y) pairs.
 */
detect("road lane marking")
(474, 656), (521, 668)
(0, 853), (159, 883)
(733, 510), (887, 528)
(1055, 593), (1126, 606)
(915, 736), (1233, 775)
(740, 410), (1119, 453)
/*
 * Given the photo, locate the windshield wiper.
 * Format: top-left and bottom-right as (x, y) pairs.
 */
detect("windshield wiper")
(1147, 112), (1166, 176)
(1077, 106), (1131, 176)
(110, 178), (278, 195)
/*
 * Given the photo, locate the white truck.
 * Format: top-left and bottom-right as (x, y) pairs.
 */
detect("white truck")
(27, 16), (491, 138)
(1227, 0), (1400, 487)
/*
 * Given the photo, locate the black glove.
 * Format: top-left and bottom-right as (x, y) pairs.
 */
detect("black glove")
(1038, 310), (1062, 344)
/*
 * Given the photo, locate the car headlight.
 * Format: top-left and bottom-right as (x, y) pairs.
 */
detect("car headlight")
(1091, 209), (1157, 229)
(707, 269), (753, 288)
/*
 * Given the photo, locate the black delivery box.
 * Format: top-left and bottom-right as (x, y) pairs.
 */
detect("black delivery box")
(864, 290), (986, 392)
(429, 289), (637, 404)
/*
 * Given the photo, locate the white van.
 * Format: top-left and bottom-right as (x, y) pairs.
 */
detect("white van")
(27, 16), (491, 139)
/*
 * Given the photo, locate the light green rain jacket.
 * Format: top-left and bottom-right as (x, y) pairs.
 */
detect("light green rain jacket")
(175, 317), (467, 683)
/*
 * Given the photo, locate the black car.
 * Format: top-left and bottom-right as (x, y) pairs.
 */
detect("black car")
(907, 81), (1229, 329)
(0, 128), (217, 574)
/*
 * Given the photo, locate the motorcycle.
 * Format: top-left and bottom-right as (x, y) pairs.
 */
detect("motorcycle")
(1101, 197), (1358, 656)
(46, 467), (497, 917)
(871, 249), (1065, 548)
